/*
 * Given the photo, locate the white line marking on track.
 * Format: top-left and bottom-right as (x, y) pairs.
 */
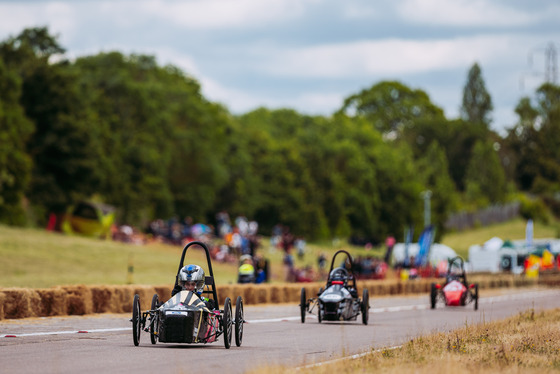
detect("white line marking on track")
(297, 345), (402, 370)
(1, 289), (557, 338)
(1, 327), (128, 338)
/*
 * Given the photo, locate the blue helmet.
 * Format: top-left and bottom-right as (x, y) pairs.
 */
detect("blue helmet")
(179, 264), (205, 294)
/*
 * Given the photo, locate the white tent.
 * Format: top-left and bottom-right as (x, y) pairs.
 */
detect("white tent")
(392, 242), (457, 265)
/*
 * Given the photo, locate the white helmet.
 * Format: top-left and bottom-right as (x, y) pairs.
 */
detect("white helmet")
(179, 264), (205, 294)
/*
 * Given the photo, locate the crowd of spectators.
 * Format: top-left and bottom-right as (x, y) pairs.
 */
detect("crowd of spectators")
(351, 256), (388, 279)
(110, 212), (395, 284)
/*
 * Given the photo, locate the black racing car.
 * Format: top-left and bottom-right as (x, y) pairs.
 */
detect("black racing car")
(130, 241), (244, 348)
(300, 250), (369, 324)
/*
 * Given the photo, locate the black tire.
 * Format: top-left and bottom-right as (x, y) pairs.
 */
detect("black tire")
(235, 296), (244, 347)
(317, 300), (322, 323)
(132, 294), (141, 346)
(430, 283), (437, 309)
(300, 288), (306, 323)
(223, 297), (232, 349)
(361, 289), (369, 325)
(474, 284), (479, 311)
(150, 293), (159, 345)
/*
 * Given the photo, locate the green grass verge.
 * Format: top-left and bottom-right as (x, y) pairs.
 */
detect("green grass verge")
(0, 217), (558, 288)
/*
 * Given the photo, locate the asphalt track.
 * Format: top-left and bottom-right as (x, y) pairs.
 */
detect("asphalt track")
(1, 287), (559, 374)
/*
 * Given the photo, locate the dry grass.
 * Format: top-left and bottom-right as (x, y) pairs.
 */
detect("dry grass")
(250, 308), (560, 374)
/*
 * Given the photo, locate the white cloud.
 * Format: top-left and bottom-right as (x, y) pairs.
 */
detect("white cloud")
(397, 0), (541, 27)
(136, 0), (309, 29)
(258, 35), (517, 78)
(199, 76), (265, 112)
(0, 3), (46, 36)
(199, 74), (343, 115)
(0, 2), (79, 47)
(342, 4), (379, 20)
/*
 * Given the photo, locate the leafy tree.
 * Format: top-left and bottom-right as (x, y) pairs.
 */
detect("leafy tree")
(401, 118), (490, 192)
(236, 108), (320, 236)
(74, 53), (184, 223)
(415, 141), (458, 239)
(0, 58), (34, 224)
(460, 63), (493, 126)
(464, 140), (507, 205)
(504, 83), (560, 193)
(0, 27), (104, 222)
(338, 81), (445, 136)
(0, 27), (65, 77)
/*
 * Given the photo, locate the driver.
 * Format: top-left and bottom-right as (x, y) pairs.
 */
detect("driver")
(329, 267), (348, 287)
(329, 267), (357, 298)
(179, 264), (205, 295)
(172, 264), (215, 309)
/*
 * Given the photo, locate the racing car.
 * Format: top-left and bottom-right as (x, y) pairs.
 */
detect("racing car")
(300, 249), (369, 324)
(430, 255), (479, 310)
(131, 241), (244, 348)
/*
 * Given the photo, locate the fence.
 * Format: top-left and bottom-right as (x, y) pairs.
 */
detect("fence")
(444, 202), (520, 231)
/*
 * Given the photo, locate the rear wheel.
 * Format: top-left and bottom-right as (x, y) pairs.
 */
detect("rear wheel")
(132, 294), (141, 346)
(474, 284), (479, 311)
(223, 297), (232, 349)
(150, 293), (159, 344)
(235, 296), (244, 347)
(300, 288), (306, 323)
(361, 289), (369, 325)
(430, 283), (437, 309)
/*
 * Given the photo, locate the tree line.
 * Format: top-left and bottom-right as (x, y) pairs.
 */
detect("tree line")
(1, 27), (559, 243)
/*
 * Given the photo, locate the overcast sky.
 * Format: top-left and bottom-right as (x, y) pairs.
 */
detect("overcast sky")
(1, 0), (559, 135)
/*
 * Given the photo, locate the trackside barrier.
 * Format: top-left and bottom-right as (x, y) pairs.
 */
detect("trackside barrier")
(0, 274), (559, 320)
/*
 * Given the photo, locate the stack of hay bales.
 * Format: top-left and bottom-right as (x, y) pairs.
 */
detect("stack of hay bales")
(1, 273), (559, 320)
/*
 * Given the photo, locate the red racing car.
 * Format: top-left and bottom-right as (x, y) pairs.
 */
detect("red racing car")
(430, 256), (479, 310)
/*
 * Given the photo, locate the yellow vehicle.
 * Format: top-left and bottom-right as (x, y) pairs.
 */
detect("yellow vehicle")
(60, 201), (115, 239)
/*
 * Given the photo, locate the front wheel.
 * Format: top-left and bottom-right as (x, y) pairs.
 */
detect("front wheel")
(223, 297), (232, 349)
(132, 294), (141, 346)
(300, 288), (306, 323)
(473, 284), (479, 311)
(150, 293), (159, 344)
(430, 283), (437, 309)
(235, 296), (244, 347)
(317, 300), (322, 323)
(361, 289), (369, 325)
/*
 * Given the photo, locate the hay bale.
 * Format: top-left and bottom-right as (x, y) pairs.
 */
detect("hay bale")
(2, 288), (41, 319)
(132, 286), (157, 310)
(36, 288), (67, 316)
(283, 285), (296, 303)
(0, 292), (4, 320)
(254, 285), (270, 304)
(243, 286), (255, 305)
(270, 286), (282, 303)
(90, 286), (114, 313)
(224, 285), (242, 305)
(63, 285), (93, 315)
(113, 286), (135, 313)
(215, 285), (228, 305)
(154, 285), (172, 303)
